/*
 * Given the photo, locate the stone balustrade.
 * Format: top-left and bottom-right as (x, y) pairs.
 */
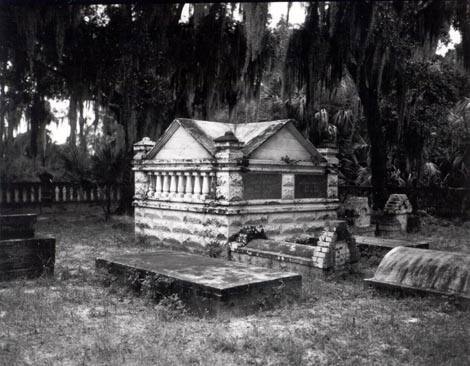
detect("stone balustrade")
(144, 170), (215, 201)
(0, 182), (120, 207)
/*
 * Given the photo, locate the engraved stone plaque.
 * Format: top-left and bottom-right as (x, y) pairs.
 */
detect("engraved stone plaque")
(294, 174), (327, 198)
(243, 173), (282, 200)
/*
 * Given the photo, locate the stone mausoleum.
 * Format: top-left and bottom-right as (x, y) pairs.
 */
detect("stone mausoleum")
(133, 118), (339, 253)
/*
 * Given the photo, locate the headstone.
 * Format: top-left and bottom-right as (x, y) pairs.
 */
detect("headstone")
(377, 194), (412, 237)
(338, 196), (373, 234)
(0, 213), (55, 281)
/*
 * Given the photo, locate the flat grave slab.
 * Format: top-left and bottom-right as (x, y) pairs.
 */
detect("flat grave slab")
(0, 237), (55, 281)
(355, 235), (430, 260)
(96, 250), (301, 316)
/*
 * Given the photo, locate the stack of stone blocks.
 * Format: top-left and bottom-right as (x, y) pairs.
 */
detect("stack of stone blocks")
(313, 222), (357, 271)
(133, 119), (340, 253)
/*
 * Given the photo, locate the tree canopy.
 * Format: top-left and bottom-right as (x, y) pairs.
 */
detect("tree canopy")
(1, 2), (470, 211)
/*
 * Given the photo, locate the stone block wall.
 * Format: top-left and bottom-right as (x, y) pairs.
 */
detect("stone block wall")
(135, 203), (338, 253)
(135, 206), (229, 253)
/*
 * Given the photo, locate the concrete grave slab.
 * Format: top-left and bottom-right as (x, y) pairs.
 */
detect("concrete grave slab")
(355, 235), (430, 259)
(96, 250), (301, 316)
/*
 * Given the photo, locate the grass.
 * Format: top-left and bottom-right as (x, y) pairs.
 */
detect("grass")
(0, 206), (469, 365)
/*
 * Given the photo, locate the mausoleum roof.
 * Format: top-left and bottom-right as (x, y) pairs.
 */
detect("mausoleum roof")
(146, 118), (326, 163)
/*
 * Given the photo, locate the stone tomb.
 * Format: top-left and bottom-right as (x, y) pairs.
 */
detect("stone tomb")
(377, 194), (413, 237)
(338, 196), (375, 235)
(96, 250), (301, 315)
(133, 119), (339, 252)
(0, 214), (55, 280)
(231, 222), (359, 278)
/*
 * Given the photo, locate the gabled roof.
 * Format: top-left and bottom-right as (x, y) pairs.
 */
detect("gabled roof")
(145, 118), (326, 163)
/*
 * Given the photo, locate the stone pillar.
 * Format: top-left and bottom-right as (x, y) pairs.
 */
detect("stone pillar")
(177, 172), (185, 197)
(162, 172), (170, 197)
(133, 137), (156, 201)
(184, 172), (193, 199)
(193, 172), (202, 198)
(282, 174), (295, 200)
(201, 172), (210, 199)
(214, 131), (244, 202)
(169, 172), (177, 197)
(155, 172), (162, 197)
(134, 171), (148, 199)
(318, 147), (339, 199)
(148, 172), (155, 197)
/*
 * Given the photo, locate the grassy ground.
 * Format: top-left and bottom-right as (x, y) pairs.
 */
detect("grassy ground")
(1, 206), (469, 365)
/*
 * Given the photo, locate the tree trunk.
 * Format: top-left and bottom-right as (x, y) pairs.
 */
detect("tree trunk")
(358, 83), (387, 209)
(68, 96), (77, 147)
(78, 100), (86, 152)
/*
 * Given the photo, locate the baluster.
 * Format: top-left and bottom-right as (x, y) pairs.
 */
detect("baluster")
(116, 187), (121, 200)
(6, 186), (11, 204)
(30, 186), (35, 203)
(201, 172), (210, 199)
(193, 172), (202, 199)
(184, 172), (193, 199)
(155, 172), (162, 198)
(54, 186), (59, 202)
(176, 172), (185, 197)
(38, 186), (42, 202)
(62, 186), (67, 202)
(0, 186), (3, 205)
(169, 172), (177, 197)
(90, 187), (95, 201)
(162, 172), (170, 197)
(148, 172), (155, 197)
(14, 187), (20, 203)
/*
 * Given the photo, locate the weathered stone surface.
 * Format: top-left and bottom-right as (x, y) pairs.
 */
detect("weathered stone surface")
(0, 237), (55, 281)
(0, 214), (37, 240)
(132, 119), (340, 253)
(384, 194), (412, 215)
(355, 235), (430, 259)
(365, 247), (470, 300)
(232, 221), (357, 277)
(339, 196), (371, 228)
(96, 250), (301, 315)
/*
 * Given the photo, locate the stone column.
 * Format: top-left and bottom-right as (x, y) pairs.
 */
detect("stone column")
(214, 131), (244, 202)
(193, 172), (202, 199)
(169, 172), (177, 197)
(184, 172), (193, 199)
(148, 172), (155, 197)
(134, 171), (148, 199)
(162, 172), (170, 197)
(201, 172), (210, 199)
(155, 172), (162, 197)
(177, 172), (185, 197)
(318, 147), (339, 199)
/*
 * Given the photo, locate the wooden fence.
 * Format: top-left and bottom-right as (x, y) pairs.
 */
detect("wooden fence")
(0, 181), (121, 207)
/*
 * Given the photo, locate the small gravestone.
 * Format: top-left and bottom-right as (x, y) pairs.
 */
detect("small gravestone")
(0, 214), (55, 281)
(338, 196), (374, 235)
(377, 194), (412, 237)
